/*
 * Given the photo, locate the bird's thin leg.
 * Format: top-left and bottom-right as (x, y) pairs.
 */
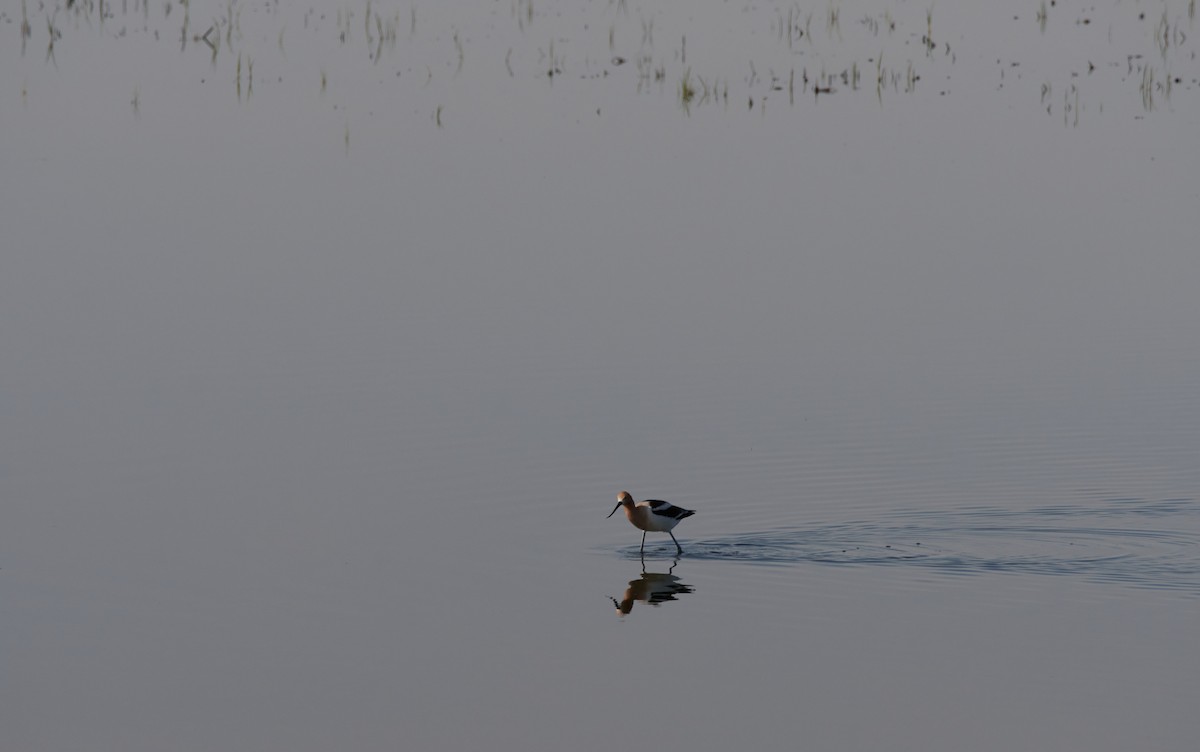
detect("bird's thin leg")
(640, 531), (646, 553)
(670, 531), (683, 555)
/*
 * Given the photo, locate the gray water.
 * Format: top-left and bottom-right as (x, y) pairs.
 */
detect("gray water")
(3, 2), (1199, 750)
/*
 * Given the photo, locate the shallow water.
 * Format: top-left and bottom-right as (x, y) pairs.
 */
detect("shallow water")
(3, 1), (1200, 750)
(664, 501), (1200, 593)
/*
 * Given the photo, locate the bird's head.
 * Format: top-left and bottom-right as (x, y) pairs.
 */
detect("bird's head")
(607, 491), (635, 518)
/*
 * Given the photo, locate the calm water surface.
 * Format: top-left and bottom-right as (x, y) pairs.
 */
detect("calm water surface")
(2, 2), (1199, 750)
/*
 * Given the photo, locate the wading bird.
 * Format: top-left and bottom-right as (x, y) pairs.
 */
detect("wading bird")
(607, 491), (695, 555)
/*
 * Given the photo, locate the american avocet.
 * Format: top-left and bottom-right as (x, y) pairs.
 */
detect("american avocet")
(607, 491), (695, 555)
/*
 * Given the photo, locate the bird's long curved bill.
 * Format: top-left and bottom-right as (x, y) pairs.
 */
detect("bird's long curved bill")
(605, 503), (622, 518)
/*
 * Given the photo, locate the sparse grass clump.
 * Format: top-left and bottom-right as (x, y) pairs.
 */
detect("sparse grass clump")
(679, 67), (696, 108)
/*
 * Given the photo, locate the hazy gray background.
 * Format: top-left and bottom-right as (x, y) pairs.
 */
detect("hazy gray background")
(3, 2), (1199, 750)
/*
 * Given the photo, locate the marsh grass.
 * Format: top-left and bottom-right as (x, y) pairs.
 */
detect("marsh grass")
(1063, 83), (1079, 127)
(924, 7), (935, 55)
(20, 0), (32, 56)
(201, 26), (221, 64)
(45, 12), (59, 67)
(780, 5), (804, 48)
(12, 0), (1193, 140)
(179, 0), (189, 52)
(542, 39), (563, 80)
(634, 54), (665, 93)
(337, 6), (351, 45)
(227, 0), (239, 48)
(679, 66), (695, 110)
(368, 20), (381, 62)
(197, 24), (217, 54)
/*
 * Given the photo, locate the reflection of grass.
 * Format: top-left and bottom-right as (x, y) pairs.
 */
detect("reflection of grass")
(232, 53), (253, 100)
(1138, 62), (1173, 112)
(827, 1), (841, 40)
(876, 53), (884, 100)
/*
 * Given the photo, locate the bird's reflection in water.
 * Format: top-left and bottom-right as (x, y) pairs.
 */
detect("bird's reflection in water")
(610, 557), (695, 617)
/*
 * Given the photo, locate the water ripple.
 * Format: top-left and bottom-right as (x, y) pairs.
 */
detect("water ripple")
(622, 498), (1200, 595)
